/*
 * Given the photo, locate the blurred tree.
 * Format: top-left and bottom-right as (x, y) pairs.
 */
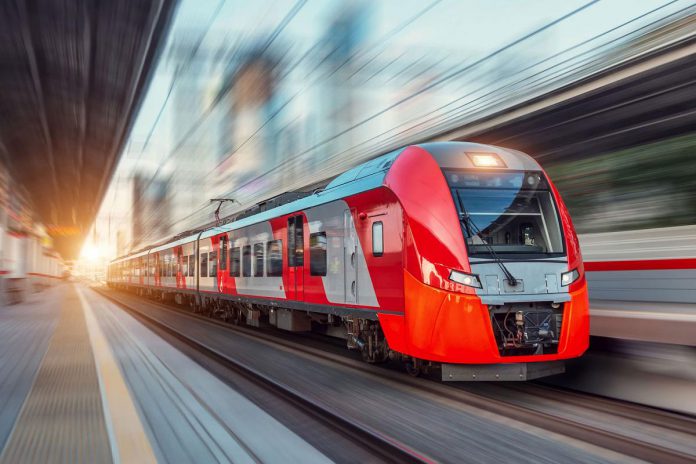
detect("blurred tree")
(547, 133), (696, 233)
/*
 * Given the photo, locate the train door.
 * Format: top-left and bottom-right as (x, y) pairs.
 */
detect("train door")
(287, 215), (304, 301)
(154, 253), (160, 287)
(176, 248), (183, 288)
(344, 209), (358, 304)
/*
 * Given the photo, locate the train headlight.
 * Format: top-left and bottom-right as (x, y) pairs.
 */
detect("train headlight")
(449, 270), (482, 288)
(560, 268), (580, 286)
(467, 153), (506, 168)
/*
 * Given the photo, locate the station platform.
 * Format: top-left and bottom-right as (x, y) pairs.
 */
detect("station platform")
(590, 299), (696, 346)
(0, 283), (330, 464)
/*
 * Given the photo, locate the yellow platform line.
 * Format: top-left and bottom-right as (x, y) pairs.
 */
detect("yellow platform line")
(77, 286), (158, 464)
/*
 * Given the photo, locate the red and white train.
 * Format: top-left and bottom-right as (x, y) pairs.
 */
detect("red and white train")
(108, 142), (590, 380)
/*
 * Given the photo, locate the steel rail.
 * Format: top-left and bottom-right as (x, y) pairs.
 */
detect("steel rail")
(99, 286), (696, 464)
(95, 286), (431, 464)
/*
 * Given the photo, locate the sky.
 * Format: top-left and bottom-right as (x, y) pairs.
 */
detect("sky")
(83, 0), (691, 261)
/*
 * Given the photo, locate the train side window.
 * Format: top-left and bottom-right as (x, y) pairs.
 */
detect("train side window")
(372, 221), (384, 257)
(219, 237), (228, 271)
(309, 232), (327, 276)
(188, 254), (195, 277)
(242, 245), (251, 277)
(230, 247), (241, 277)
(182, 255), (188, 276)
(209, 251), (217, 277)
(253, 243), (264, 277)
(200, 252), (208, 277)
(267, 240), (282, 276)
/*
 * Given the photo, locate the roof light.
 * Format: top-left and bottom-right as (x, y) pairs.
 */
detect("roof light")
(467, 153), (506, 168)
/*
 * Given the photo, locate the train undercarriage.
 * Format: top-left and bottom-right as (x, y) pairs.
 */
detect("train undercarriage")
(117, 284), (564, 380)
(120, 285), (431, 372)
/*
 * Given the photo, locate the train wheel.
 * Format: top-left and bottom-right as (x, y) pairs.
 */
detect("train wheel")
(232, 307), (243, 325)
(404, 359), (421, 377)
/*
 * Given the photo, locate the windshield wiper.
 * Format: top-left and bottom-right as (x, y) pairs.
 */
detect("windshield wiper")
(454, 191), (519, 286)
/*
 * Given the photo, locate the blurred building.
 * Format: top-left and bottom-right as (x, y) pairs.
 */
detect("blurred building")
(0, 159), (64, 303)
(315, 6), (367, 164)
(131, 173), (170, 249)
(168, 37), (214, 234)
(218, 50), (280, 196)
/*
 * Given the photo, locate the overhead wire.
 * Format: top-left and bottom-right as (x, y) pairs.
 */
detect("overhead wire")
(332, 0), (689, 160)
(122, 0), (690, 249)
(171, 0), (604, 225)
(123, 0), (309, 247)
(132, 0), (448, 241)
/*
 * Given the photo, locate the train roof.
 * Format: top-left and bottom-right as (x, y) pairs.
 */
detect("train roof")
(111, 142), (539, 262)
(199, 142), (539, 240)
(198, 147), (405, 240)
(418, 141), (541, 171)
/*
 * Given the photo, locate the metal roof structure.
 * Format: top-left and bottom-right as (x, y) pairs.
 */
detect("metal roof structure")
(0, 0), (177, 258)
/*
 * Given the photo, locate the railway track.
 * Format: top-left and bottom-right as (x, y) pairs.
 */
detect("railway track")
(97, 286), (696, 464)
(94, 286), (429, 464)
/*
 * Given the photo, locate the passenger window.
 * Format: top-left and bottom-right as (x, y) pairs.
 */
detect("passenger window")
(209, 251), (217, 277)
(230, 247), (241, 277)
(310, 232), (327, 276)
(266, 240), (282, 277)
(372, 221), (384, 257)
(200, 252), (208, 277)
(242, 245), (251, 277)
(182, 255), (188, 277)
(188, 254), (195, 277)
(253, 243), (265, 277)
(219, 237), (228, 271)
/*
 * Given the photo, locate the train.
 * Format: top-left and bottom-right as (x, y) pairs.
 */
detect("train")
(107, 142), (590, 381)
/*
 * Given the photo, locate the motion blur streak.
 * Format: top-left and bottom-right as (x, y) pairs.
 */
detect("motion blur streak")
(84, 0), (694, 260)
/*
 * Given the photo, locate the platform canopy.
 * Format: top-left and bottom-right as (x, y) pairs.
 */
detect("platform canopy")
(0, 0), (177, 259)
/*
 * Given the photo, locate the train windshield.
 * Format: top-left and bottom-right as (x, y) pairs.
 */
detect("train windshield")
(445, 170), (564, 257)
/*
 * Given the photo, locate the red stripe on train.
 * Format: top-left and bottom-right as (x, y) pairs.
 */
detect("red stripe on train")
(585, 258), (696, 271)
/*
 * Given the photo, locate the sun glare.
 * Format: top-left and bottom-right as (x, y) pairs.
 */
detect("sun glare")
(80, 243), (104, 262)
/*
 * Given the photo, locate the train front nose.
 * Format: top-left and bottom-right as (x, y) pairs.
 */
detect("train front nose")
(380, 270), (589, 365)
(470, 260), (573, 357)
